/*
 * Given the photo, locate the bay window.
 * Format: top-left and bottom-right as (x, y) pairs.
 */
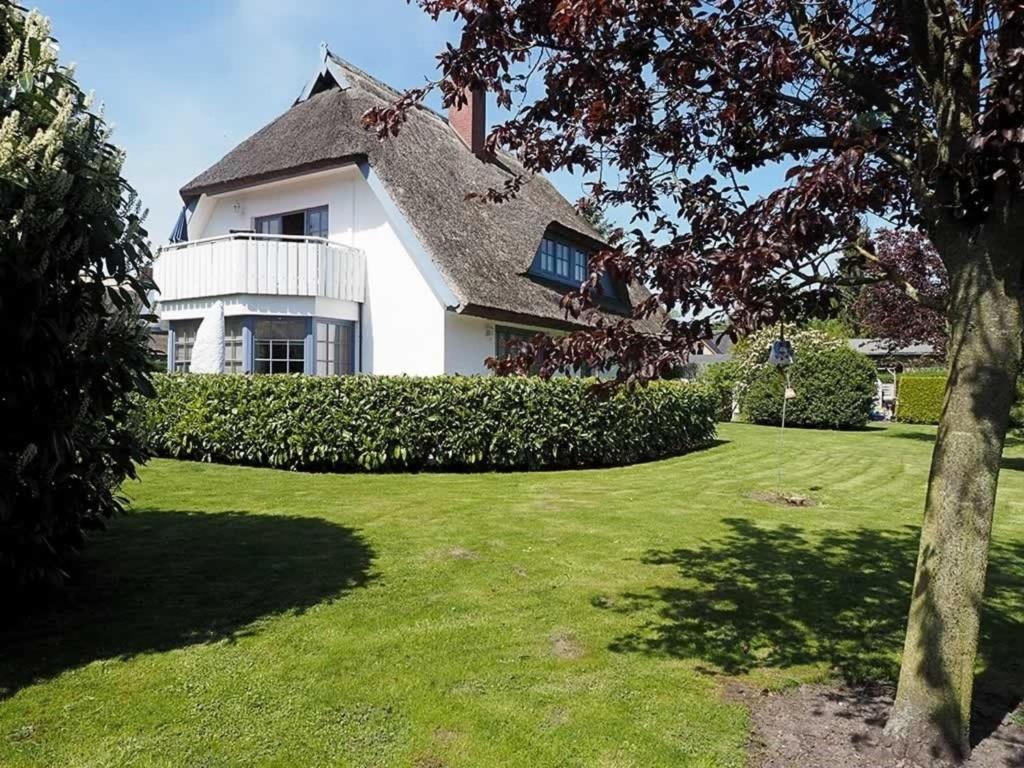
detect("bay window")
(171, 319), (200, 372)
(224, 317), (244, 373)
(168, 315), (356, 375)
(315, 320), (354, 375)
(253, 318), (307, 374)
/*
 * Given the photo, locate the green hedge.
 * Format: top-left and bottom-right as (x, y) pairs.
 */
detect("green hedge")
(896, 375), (947, 424)
(742, 345), (876, 429)
(697, 361), (740, 422)
(896, 373), (1024, 427)
(141, 374), (718, 472)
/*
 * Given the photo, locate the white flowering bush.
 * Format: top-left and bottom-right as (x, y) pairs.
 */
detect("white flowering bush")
(734, 328), (876, 429)
(1, 7), (153, 593)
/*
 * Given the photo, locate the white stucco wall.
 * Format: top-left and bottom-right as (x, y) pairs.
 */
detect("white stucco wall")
(189, 166), (448, 375)
(444, 313), (567, 375)
(444, 313), (496, 374)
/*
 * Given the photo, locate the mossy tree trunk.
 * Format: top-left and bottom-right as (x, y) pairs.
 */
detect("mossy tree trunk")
(886, 225), (1024, 764)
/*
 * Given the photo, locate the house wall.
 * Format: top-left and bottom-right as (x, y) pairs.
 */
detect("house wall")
(190, 167), (448, 375)
(444, 313), (495, 374)
(444, 313), (566, 375)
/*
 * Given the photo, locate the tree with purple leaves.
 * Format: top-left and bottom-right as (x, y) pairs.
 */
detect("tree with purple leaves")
(367, 2), (1024, 764)
(852, 229), (949, 356)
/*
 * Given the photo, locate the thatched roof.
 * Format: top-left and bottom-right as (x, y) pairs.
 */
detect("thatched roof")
(181, 52), (652, 329)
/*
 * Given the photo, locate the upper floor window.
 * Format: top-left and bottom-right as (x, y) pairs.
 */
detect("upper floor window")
(535, 236), (588, 285)
(254, 205), (329, 239)
(533, 233), (628, 312)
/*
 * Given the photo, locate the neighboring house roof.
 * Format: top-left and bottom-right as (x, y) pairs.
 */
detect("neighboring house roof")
(181, 50), (654, 330)
(688, 353), (732, 366)
(849, 338), (937, 358)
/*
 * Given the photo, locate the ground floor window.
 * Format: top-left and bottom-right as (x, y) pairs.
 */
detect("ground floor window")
(254, 317), (307, 374)
(172, 319), (201, 372)
(315, 320), (354, 375)
(169, 315), (356, 375)
(495, 325), (546, 374)
(224, 317), (244, 374)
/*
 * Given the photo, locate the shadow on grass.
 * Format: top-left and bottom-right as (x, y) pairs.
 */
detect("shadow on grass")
(865, 427), (1024, 472)
(597, 519), (1024, 746)
(0, 510), (375, 699)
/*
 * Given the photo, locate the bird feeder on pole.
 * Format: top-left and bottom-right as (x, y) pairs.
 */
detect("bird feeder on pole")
(770, 331), (795, 491)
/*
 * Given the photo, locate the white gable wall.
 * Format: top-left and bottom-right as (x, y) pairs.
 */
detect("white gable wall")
(189, 166), (448, 375)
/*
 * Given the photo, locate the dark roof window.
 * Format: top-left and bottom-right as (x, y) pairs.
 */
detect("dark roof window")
(532, 236), (588, 286)
(530, 234), (625, 307)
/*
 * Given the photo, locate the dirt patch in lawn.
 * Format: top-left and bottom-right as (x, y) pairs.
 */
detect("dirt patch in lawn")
(550, 631), (585, 660)
(446, 547), (478, 560)
(748, 491), (818, 508)
(735, 683), (1024, 767)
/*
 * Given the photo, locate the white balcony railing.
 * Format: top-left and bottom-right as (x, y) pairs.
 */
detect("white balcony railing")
(153, 233), (366, 303)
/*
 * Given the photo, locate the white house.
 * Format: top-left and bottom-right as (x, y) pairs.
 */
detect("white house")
(154, 47), (645, 376)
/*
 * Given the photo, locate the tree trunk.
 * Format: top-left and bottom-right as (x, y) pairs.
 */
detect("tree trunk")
(885, 235), (1024, 765)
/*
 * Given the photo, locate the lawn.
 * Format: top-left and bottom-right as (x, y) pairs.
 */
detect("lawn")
(2, 423), (1023, 767)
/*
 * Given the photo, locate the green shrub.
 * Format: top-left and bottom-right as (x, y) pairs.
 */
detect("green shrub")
(895, 372), (1024, 426)
(1012, 377), (1024, 430)
(142, 375), (718, 472)
(1, 9), (153, 592)
(896, 374), (947, 424)
(742, 346), (877, 429)
(697, 361), (740, 421)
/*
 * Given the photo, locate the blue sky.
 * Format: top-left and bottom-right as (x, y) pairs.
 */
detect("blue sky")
(41, 1), (792, 249)
(39, 1), (481, 243)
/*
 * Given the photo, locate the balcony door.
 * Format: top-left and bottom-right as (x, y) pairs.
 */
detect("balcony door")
(254, 206), (328, 238)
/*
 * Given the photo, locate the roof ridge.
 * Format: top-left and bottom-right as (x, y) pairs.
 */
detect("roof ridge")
(326, 50), (451, 126)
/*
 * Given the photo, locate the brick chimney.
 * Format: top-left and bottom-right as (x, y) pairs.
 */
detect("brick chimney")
(450, 86), (486, 156)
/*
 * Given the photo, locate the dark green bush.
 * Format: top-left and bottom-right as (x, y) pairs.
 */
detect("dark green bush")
(896, 374), (947, 424)
(742, 346), (876, 429)
(697, 361), (739, 421)
(142, 375), (718, 472)
(1, 9), (153, 592)
(1012, 378), (1024, 430)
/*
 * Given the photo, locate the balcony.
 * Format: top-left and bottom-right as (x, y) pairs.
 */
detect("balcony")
(153, 233), (366, 304)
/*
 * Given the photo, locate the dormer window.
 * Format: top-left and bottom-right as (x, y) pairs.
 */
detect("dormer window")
(531, 233), (627, 313)
(535, 236), (589, 285)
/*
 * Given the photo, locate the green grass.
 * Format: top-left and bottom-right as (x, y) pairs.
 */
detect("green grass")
(2, 422), (1024, 767)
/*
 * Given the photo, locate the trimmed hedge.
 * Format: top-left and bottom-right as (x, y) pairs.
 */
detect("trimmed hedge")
(141, 374), (718, 472)
(896, 374), (947, 424)
(897, 373), (1024, 427)
(742, 345), (876, 429)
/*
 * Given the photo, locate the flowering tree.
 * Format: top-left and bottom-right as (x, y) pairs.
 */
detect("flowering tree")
(852, 230), (948, 355)
(0, 6), (153, 593)
(368, 2), (1024, 763)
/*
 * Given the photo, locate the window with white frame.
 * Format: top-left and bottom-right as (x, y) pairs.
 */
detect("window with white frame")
(224, 317), (244, 373)
(253, 318), (306, 374)
(315, 321), (354, 375)
(172, 319), (201, 373)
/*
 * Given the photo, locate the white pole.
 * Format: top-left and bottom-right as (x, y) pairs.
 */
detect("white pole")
(778, 368), (790, 492)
